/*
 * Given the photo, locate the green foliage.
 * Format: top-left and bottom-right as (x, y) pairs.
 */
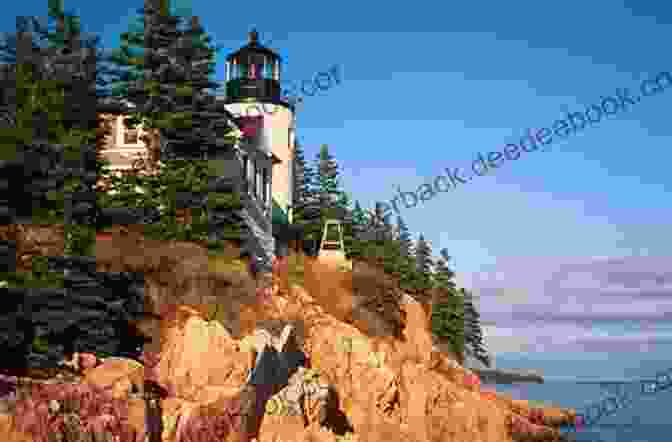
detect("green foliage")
(63, 224), (96, 257)
(290, 140), (310, 223)
(293, 143), (353, 255)
(0, 3), (103, 277)
(106, 4), (228, 165)
(98, 4), (242, 247)
(414, 234), (433, 292)
(347, 201), (368, 260)
(462, 288), (491, 367)
(431, 291), (465, 356)
(0, 256), (65, 289)
(97, 159), (242, 250)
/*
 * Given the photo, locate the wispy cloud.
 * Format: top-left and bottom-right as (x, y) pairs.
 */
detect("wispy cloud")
(469, 256), (672, 356)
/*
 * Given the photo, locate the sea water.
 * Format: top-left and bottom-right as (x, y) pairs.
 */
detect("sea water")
(491, 379), (672, 442)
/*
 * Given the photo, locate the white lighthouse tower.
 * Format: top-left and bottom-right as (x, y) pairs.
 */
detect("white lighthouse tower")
(222, 30), (296, 223)
(220, 29), (297, 260)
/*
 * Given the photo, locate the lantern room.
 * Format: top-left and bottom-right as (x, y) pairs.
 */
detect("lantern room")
(225, 29), (282, 102)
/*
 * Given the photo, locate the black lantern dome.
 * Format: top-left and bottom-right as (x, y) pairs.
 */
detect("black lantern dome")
(224, 29), (284, 104)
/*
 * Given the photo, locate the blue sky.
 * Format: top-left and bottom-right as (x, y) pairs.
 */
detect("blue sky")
(3, 0), (670, 379)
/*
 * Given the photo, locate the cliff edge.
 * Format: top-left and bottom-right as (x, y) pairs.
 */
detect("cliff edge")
(0, 238), (578, 442)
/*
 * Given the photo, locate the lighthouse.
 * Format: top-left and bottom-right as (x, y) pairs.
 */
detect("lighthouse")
(222, 29), (296, 226)
(220, 29), (299, 260)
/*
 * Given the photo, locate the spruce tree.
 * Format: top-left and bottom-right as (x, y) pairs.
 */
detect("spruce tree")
(358, 202), (393, 265)
(306, 144), (351, 256)
(348, 200), (368, 260)
(432, 289), (465, 358)
(315, 144), (341, 217)
(430, 250), (464, 358)
(394, 216), (416, 291)
(396, 216), (413, 257)
(337, 190), (355, 259)
(434, 248), (456, 291)
(107, 0), (235, 161)
(102, 1), (244, 247)
(294, 144), (321, 254)
(462, 288), (491, 367)
(290, 139), (310, 224)
(414, 234), (433, 292)
(0, 5), (118, 231)
(0, 2), (129, 289)
(351, 201), (368, 236)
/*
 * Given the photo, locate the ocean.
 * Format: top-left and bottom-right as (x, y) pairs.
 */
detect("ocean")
(489, 379), (672, 442)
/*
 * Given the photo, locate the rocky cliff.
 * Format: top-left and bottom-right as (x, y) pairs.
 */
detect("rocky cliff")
(0, 235), (578, 442)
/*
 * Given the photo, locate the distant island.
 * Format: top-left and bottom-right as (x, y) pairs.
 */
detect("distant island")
(473, 368), (544, 384)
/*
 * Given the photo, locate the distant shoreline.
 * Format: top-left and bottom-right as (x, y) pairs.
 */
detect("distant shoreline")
(474, 368), (544, 384)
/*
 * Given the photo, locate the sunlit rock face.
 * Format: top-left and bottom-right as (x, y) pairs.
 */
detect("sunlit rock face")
(0, 236), (577, 442)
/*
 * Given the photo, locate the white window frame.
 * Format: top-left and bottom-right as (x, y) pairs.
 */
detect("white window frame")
(117, 115), (146, 148)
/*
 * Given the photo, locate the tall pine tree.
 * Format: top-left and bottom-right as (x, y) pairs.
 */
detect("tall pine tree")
(394, 216), (416, 291)
(290, 139), (311, 224)
(101, 1), (244, 246)
(396, 216), (413, 257)
(348, 200), (368, 260)
(435, 248), (456, 291)
(0, 4), (120, 229)
(462, 288), (491, 368)
(315, 144), (342, 217)
(431, 249), (464, 359)
(414, 234), (433, 293)
(303, 143), (351, 256)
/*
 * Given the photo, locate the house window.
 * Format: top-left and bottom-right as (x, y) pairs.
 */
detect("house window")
(117, 116), (145, 147)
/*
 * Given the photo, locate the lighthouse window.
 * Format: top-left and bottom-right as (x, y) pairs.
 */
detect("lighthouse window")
(264, 64), (273, 80)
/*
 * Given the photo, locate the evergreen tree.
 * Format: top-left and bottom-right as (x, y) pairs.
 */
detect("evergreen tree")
(431, 287), (465, 358)
(414, 234), (433, 291)
(315, 144), (341, 217)
(101, 1), (244, 246)
(365, 203), (393, 242)
(337, 190), (355, 259)
(348, 200), (368, 259)
(294, 144), (321, 254)
(106, 0), (234, 164)
(351, 201), (369, 236)
(434, 248), (456, 291)
(396, 216), (413, 258)
(462, 288), (491, 368)
(394, 216), (416, 291)
(290, 139), (311, 224)
(357, 203), (392, 264)
(0, 5), (119, 230)
(430, 249), (464, 358)
(0, 2), (129, 279)
(301, 143), (351, 256)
